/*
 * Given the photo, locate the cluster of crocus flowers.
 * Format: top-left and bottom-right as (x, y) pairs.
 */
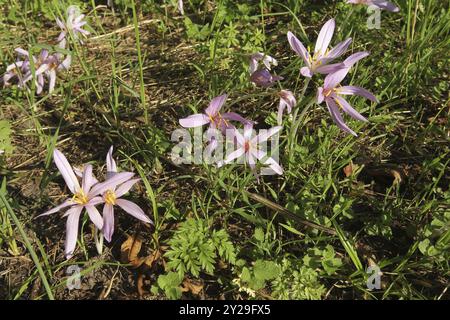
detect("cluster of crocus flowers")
(287, 18), (378, 135)
(346, 0), (400, 12)
(39, 148), (151, 259)
(1, 6), (89, 94)
(180, 94), (283, 177)
(2, 48), (71, 94)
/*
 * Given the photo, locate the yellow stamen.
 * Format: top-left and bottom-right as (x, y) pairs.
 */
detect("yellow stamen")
(72, 190), (88, 205)
(104, 190), (116, 205)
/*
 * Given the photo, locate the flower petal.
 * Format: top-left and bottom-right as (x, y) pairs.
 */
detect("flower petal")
(88, 172), (134, 197)
(335, 96), (368, 122)
(324, 68), (350, 90)
(85, 205), (104, 230)
(223, 147), (246, 165)
(344, 51), (370, 68)
(39, 199), (74, 217)
(102, 204), (115, 243)
(205, 94), (227, 116)
(338, 86), (378, 102)
(372, 0), (400, 12)
(179, 114), (210, 128)
(326, 38), (352, 60)
(222, 112), (251, 124)
(317, 87), (325, 104)
(53, 149), (80, 194)
(315, 19), (335, 56)
(300, 66), (313, 78)
(81, 164), (95, 193)
(48, 70), (57, 93)
(106, 145), (117, 178)
(287, 31), (309, 64)
(116, 199), (152, 224)
(115, 178), (140, 198)
(315, 62), (345, 75)
(326, 99), (357, 136)
(64, 206), (83, 259)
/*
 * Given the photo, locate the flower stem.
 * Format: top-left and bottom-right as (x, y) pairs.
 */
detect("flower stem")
(94, 227), (104, 256)
(288, 78), (311, 164)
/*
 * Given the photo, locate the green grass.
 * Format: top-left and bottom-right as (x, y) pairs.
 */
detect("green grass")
(0, 0), (448, 300)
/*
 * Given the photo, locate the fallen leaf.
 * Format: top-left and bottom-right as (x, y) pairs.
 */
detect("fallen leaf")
(137, 274), (146, 297)
(344, 161), (358, 178)
(143, 249), (162, 270)
(181, 278), (204, 295)
(390, 169), (402, 185)
(120, 234), (145, 268)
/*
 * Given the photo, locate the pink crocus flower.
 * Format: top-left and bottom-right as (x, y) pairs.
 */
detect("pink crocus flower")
(287, 19), (353, 78)
(56, 7), (90, 43)
(2, 52), (30, 87)
(218, 124), (283, 176)
(317, 66), (378, 136)
(277, 90), (296, 125)
(249, 53), (282, 87)
(20, 49), (71, 94)
(101, 146), (152, 242)
(39, 149), (135, 259)
(179, 94), (249, 132)
(346, 0), (400, 12)
(250, 69), (283, 88)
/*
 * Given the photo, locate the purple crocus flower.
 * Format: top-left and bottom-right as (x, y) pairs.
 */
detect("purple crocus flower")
(250, 69), (283, 88)
(179, 94), (249, 132)
(287, 19), (353, 78)
(218, 124), (283, 175)
(39, 149), (135, 259)
(277, 90), (296, 125)
(20, 49), (71, 94)
(13, 48), (48, 94)
(317, 66), (378, 136)
(101, 146), (152, 242)
(2, 54), (29, 87)
(346, 0), (400, 12)
(56, 7), (90, 43)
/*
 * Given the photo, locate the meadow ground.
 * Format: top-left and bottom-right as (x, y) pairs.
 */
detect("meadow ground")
(0, 0), (448, 300)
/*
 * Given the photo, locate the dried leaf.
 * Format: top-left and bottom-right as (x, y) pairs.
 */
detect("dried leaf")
(143, 249), (162, 269)
(120, 235), (144, 268)
(390, 170), (402, 185)
(344, 161), (358, 178)
(137, 274), (146, 297)
(181, 278), (204, 295)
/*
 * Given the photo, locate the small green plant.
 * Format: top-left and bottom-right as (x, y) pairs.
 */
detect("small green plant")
(165, 218), (237, 277)
(151, 272), (184, 300)
(272, 258), (326, 300)
(303, 245), (343, 276)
